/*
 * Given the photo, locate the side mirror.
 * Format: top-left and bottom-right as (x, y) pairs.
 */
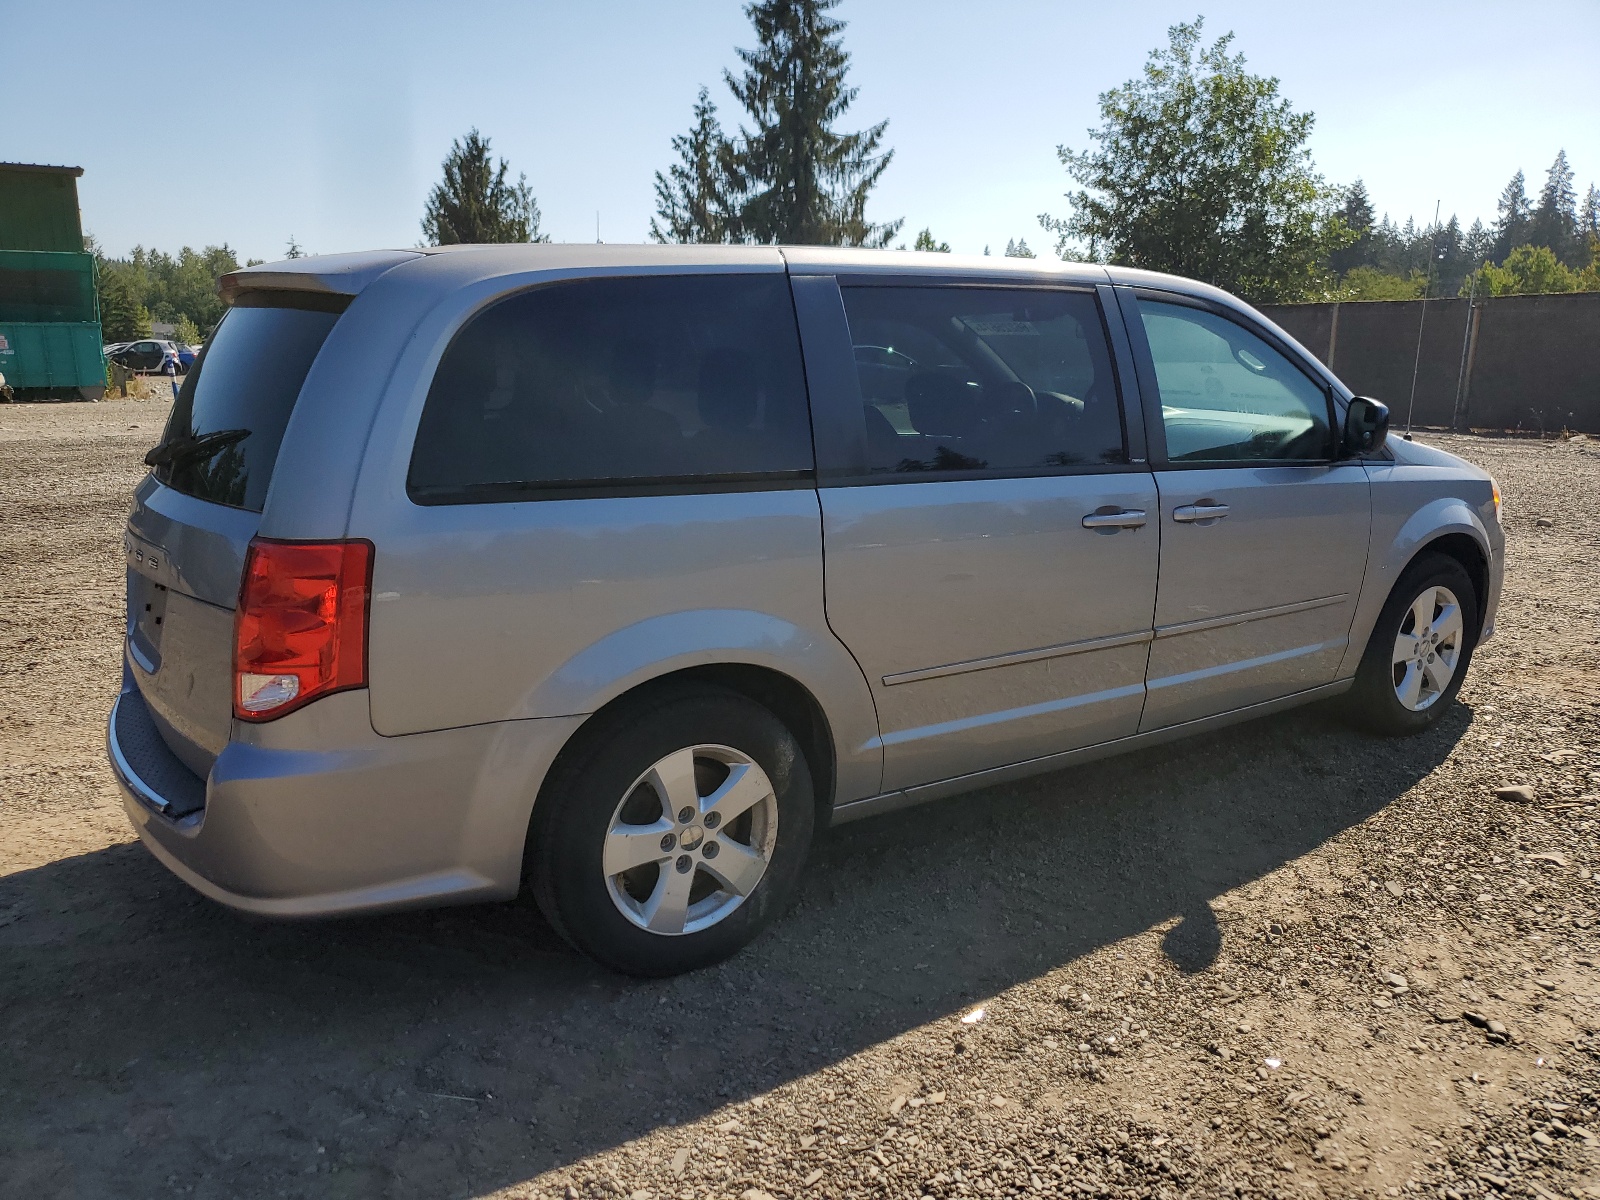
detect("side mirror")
(1342, 396), (1389, 458)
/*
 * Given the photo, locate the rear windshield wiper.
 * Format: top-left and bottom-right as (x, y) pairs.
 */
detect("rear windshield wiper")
(145, 428), (250, 468)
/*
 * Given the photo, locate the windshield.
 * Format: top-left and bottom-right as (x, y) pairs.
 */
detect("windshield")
(150, 292), (345, 512)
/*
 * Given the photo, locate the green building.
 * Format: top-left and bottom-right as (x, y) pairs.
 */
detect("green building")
(0, 163), (106, 399)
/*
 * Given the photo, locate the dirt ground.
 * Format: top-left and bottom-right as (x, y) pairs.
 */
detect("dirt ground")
(2, 398), (1598, 1200)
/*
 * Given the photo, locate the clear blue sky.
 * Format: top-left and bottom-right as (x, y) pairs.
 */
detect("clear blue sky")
(10, 0), (1599, 262)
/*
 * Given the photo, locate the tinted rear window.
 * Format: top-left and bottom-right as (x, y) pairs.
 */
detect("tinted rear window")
(408, 274), (813, 502)
(150, 293), (344, 512)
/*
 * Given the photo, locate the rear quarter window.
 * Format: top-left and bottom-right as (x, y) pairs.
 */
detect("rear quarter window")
(408, 273), (814, 502)
(150, 292), (345, 512)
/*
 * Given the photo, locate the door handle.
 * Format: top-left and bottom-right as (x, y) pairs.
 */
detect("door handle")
(1172, 502), (1231, 523)
(1081, 509), (1148, 530)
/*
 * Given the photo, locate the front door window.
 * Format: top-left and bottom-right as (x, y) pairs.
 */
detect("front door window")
(1140, 301), (1332, 462)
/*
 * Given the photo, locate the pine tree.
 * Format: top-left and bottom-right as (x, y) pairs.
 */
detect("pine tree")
(1464, 218), (1492, 266)
(1434, 214), (1481, 296)
(1492, 170), (1531, 263)
(912, 228), (950, 252)
(1529, 150), (1580, 264)
(285, 236), (304, 260)
(651, 88), (741, 244)
(1329, 179), (1375, 274)
(95, 261), (152, 344)
(1004, 238), (1036, 258)
(723, 0), (901, 246)
(1582, 184), (1600, 239)
(421, 129), (549, 246)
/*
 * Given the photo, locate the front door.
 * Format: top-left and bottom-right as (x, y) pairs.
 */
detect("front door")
(811, 281), (1160, 791)
(1126, 294), (1372, 731)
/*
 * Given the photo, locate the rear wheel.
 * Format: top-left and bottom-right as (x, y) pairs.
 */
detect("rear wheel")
(527, 684), (815, 976)
(1346, 553), (1477, 735)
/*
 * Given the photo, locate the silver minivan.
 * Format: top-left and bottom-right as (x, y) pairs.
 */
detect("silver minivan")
(108, 245), (1503, 975)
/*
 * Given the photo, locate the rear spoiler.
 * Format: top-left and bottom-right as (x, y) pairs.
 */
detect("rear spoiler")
(218, 250), (423, 305)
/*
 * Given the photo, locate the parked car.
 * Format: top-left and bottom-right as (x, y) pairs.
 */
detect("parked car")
(107, 338), (183, 374)
(107, 246), (1503, 976)
(176, 343), (200, 371)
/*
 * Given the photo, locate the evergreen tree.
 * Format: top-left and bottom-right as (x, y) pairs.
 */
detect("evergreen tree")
(1581, 184), (1600, 239)
(1528, 150), (1579, 264)
(1369, 214), (1401, 274)
(651, 88), (741, 244)
(1038, 19), (1349, 302)
(1491, 170), (1531, 262)
(723, 0), (901, 246)
(422, 129), (548, 246)
(1329, 179), (1375, 274)
(911, 228), (950, 252)
(1004, 238), (1036, 258)
(285, 236), (304, 260)
(1433, 214), (1468, 296)
(1463, 218), (1493, 267)
(94, 260), (152, 344)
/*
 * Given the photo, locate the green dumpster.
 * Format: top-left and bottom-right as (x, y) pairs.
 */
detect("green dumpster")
(0, 163), (107, 399)
(0, 250), (106, 398)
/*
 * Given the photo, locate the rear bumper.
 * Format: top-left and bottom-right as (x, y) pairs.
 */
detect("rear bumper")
(108, 682), (585, 918)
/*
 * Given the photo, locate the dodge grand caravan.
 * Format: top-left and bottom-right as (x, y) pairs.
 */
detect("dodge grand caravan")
(108, 245), (1504, 975)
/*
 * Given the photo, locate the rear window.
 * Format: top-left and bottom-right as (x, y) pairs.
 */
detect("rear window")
(149, 292), (344, 512)
(408, 274), (813, 503)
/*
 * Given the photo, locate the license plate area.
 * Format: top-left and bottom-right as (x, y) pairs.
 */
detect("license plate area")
(126, 533), (175, 671)
(129, 573), (168, 669)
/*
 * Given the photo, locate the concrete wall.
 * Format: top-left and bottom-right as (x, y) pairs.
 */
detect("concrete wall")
(1259, 291), (1600, 433)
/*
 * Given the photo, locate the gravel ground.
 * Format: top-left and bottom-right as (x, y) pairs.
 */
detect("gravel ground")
(2, 400), (1598, 1200)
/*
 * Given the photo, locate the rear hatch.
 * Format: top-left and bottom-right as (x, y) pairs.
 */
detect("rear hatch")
(126, 292), (347, 776)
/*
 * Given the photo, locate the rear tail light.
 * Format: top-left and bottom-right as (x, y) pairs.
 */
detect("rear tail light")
(233, 538), (373, 721)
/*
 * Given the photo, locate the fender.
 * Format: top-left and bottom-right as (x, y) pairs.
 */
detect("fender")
(1338, 489), (1496, 679)
(519, 608), (883, 804)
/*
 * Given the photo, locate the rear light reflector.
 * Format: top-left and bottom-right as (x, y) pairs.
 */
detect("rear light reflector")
(233, 538), (373, 721)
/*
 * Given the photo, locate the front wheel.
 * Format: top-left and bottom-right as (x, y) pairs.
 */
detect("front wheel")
(1345, 553), (1478, 735)
(527, 684), (815, 976)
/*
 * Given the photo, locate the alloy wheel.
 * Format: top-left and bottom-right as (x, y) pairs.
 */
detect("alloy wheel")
(1391, 584), (1464, 711)
(602, 744), (778, 936)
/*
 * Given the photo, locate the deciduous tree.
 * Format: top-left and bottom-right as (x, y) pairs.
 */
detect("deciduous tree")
(1468, 244), (1580, 296)
(1038, 19), (1349, 303)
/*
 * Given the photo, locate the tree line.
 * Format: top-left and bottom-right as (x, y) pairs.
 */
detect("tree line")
(91, 240), (261, 344)
(92, 1), (1600, 340)
(424, 5), (1599, 304)
(1332, 153), (1600, 300)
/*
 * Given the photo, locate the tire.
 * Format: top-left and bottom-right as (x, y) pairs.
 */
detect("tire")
(1345, 553), (1478, 736)
(526, 683), (815, 976)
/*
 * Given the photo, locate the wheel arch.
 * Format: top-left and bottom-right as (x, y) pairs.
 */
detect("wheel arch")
(1411, 532), (1490, 638)
(533, 663), (843, 843)
(1339, 497), (1494, 679)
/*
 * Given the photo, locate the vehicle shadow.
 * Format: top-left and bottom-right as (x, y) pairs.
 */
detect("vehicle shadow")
(0, 701), (1468, 1198)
